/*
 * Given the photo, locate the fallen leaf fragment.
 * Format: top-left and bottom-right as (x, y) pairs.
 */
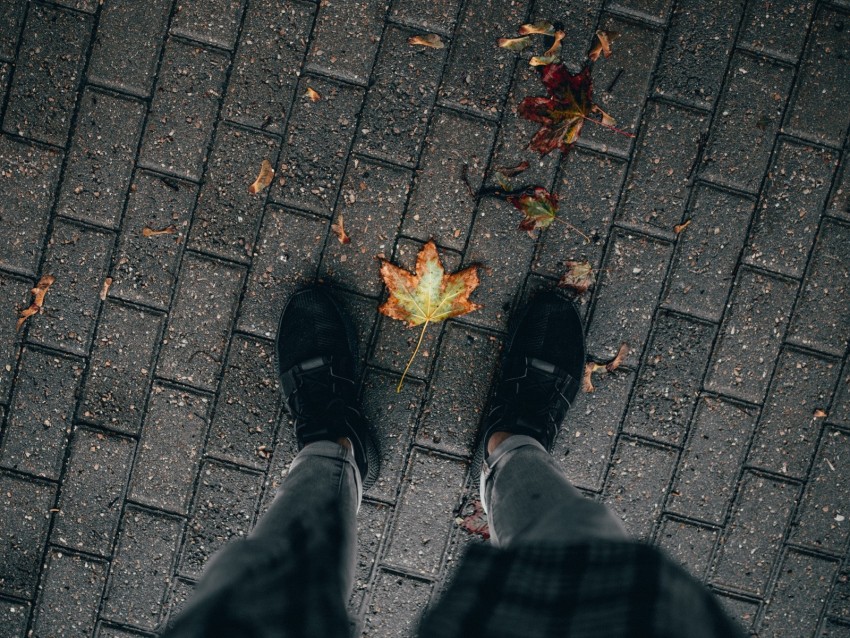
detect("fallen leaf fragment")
(248, 159), (274, 194)
(331, 214), (351, 245)
(408, 33), (445, 49)
(99, 277), (113, 301)
(142, 224), (177, 237)
(813, 409), (827, 419)
(304, 87), (321, 101)
(673, 219), (692, 234)
(518, 20), (555, 36)
(494, 161), (530, 178)
(606, 342), (629, 372)
(558, 260), (594, 294)
(589, 30), (620, 61)
(519, 62), (633, 156)
(456, 497), (490, 540)
(16, 274), (55, 332)
(583, 342), (629, 392)
(530, 30), (565, 65)
(498, 36), (532, 51)
(379, 240), (481, 390)
(507, 186), (559, 230)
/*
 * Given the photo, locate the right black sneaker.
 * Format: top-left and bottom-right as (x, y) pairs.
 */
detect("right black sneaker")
(473, 291), (585, 469)
(276, 286), (380, 491)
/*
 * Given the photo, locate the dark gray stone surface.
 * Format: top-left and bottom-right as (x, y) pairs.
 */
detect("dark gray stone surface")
(32, 549), (107, 638)
(78, 300), (164, 435)
(178, 460), (262, 579)
(0, 472), (56, 598)
(0, 136), (62, 276)
(56, 89), (147, 230)
(102, 506), (183, 631)
(26, 219), (114, 356)
(128, 383), (211, 515)
(138, 40), (230, 181)
(0, 347), (84, 480)
(52, 427), (135, 556)
(1, 1), (847, 634)
(3, 4), (92, 146)
(87, 0), (172, 97)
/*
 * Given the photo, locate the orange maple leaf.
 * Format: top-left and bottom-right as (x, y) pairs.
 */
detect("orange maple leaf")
(379, 240), (481, 390)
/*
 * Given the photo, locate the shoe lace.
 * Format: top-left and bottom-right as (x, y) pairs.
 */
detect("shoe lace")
(287, 359), (356, 438)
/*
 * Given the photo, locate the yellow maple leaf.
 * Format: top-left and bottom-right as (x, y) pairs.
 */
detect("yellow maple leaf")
(379, 240), (481, 390)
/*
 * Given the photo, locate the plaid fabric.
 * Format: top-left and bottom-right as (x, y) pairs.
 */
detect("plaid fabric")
(418, 541), (745, 638)
(163, 537), (743, 638)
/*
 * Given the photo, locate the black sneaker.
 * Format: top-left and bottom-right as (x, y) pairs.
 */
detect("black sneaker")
(275, 287), (380, 491)
(473, 291), (585, 469)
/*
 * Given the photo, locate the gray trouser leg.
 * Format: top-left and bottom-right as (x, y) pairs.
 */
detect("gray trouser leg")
(481, 435), (628, 548)
(251, 440), (362, 596)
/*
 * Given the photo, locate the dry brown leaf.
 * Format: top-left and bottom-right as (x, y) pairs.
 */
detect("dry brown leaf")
(331, 214), (351, 245)
(16, 274), (55, 332)
(498, 36), (532, 51)
(813, 409), (828, 418)
(557, 260), (594, 294)
(304, 87), (321, 102)
(582, 342), (629, 392)
(606, 342), (629, 372)
(582, 362), (606, 392)
(673, 219), (692, 234)
(494, 161), (530, 178)
(248, 159), (274, 194)
(408, 33), (445, 49)
(592, 104), (616, 127)
(142, 224), (177, 237)
(589, 30), (620, 61)
(100, 277), (113, 301)
(518, 21), (555, 36)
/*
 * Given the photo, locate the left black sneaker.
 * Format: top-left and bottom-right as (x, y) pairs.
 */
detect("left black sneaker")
(275, 286), (379, 491)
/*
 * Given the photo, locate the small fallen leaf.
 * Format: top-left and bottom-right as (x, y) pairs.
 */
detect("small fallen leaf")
(16, 274), (55, 332)
(379, 240), (481, 390)
(582, 362), (606, 393)
(588, 30), (620, 61)
(248, 159), (274, 194)
(142, 225), (177, 237)
(591, 104), (616, 127)
(304, 87), (321, 101)
(673, 219), (692, 234)
(457, 497), (490, 540)
(529, 29), (565, 65)
(606, 342), (629, 372)
(99, 277), (113, 301)
(558, 260), (594, 294)
(331, 214), (350, 245)
(409, 33), (445, 49)
(507, 186), (559, 230)
(813, 409), (827, 418)
(583, 342), (629, 392)
(518, 20), (555, 36)
(498, 36), (532, 51)
(494, 161), (530, 178)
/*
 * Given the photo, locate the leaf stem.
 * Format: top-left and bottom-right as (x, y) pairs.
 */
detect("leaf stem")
(398, 320), (429, 392)
(551, 216), (591, 242)
(579, 113), (635, 138)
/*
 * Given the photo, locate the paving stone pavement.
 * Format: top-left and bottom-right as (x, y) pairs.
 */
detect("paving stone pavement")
(0, 0), (848, 636)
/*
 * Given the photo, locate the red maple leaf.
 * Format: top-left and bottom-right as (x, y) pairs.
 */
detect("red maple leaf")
(518, 64), (593, 155)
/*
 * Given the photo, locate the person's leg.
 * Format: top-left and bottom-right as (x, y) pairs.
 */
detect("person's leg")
(162, 287), (378, 638)
(251, 439), (361, 596)
(481, 434), (627, 547)
(473, 292), (627, 548)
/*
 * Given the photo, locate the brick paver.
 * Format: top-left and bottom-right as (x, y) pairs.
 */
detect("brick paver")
(1, 1), (849, 636)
